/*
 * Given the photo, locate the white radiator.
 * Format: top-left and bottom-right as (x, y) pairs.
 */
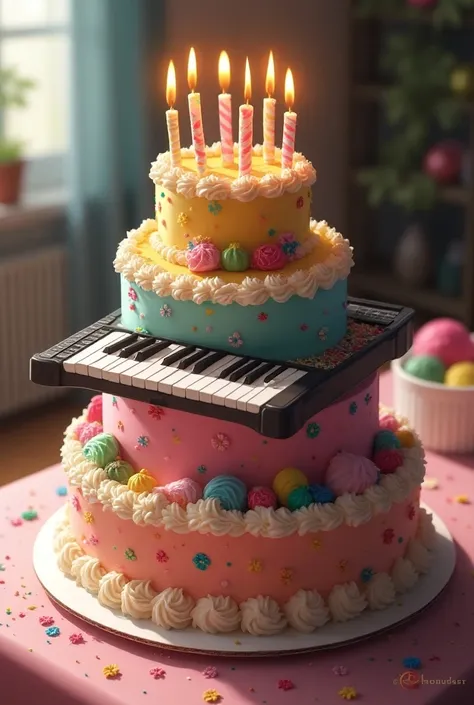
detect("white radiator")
(0, 245), (69, 417)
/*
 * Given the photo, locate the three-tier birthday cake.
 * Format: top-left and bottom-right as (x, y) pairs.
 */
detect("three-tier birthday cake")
(45, 50), (433, 638)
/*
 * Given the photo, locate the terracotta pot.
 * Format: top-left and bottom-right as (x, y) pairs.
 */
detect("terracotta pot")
(0, 160), (24, 205)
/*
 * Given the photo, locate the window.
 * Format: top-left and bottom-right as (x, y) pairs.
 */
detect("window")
(0, 0), (71, 195)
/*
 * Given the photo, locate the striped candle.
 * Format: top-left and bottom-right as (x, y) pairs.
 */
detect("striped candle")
(188, 92), (207, 175)
(219, 93), (234, 165)
(263, 97), (276, 164)
(238, 58), (253, 177)
(281, 110), (297, 169)
(166, 108), (181, 167)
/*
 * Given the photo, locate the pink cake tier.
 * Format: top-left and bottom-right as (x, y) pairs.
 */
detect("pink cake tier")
(57, 401), (431, 635)
(100, 375), (380, 485)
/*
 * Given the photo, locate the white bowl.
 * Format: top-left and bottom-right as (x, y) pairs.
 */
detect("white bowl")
(392, 353), (474, 453)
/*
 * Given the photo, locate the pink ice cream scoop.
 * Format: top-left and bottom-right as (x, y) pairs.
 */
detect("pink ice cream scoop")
(412, 318), (474, 368)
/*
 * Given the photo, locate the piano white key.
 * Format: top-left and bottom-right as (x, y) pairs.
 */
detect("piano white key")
(235, 367), (280, 411)
(120, 353), (166, 386)
(101, 354), (139, 382)
(73, 333), (131, 376)
(131, 345), (179, 388)
(63, 331), (127, 373)
(185, 356), (238, 400)
(198, 376), (234, 405)
(169, 353), (218, 397)
(246, 369), (307, 413)
(208, 364), (271, 407)
(144, 347), (188, 390)
(157, 368), (192, 394)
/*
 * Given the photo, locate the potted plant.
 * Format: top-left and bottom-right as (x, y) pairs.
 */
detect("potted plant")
(0, 67), (35, 205)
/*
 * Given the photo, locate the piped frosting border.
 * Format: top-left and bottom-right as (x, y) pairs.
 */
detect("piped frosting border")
(114, 219), (354, 306)
(149, 143), (317, 201)
(61, 411), (426, 538)
(54, 507), (435, 635)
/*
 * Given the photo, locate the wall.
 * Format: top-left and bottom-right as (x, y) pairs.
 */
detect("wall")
(161, 0), (350, 230)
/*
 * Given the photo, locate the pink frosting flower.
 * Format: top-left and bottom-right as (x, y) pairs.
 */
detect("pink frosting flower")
(251, 244), (287, 271)
(156, 550), (169, 563)
(150, 667), (166, 679)
(128, 286), (138, 301)
(69, 633), (84, 644)
(162, 478), (203, 508)
(39, 616), (54, 626)
(76, 421), (103, 445)
(211, 433), (230, 452)
(86, 395), (102, 424)
(203, 666), (218, 679)
(325, 452), (379, 496)
(186, 242), (221, 272)
(248, 486), (278, 509)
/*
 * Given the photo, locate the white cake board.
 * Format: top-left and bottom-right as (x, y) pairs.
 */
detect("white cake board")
(34, 504), (455, 656)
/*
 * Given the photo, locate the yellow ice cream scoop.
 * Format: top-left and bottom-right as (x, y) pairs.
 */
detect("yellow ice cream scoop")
(445, 361), (474, 387)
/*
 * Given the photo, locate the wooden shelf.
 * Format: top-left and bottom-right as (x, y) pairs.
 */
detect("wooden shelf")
(350, 270), (464, 318)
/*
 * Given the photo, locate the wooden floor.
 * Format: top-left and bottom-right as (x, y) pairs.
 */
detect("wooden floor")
(0, 400), (83, 486)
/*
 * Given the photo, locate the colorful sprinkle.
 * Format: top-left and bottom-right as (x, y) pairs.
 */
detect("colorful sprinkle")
(403, 656), (422, 670)
(129, 303), (136, 311)
(83, 512), (94, 524)
(148, 405), (164, 420)
(45, 626), (60, 637)
(280, 568), (293, 584)
(71, 495), (80, 511)
(69, 633), (84, 644)
(206, 326), (213, 333)
(300, 323), (309, 332)
(150, 666), (166, 679)
(205, 308), (215, 316)
(103, 664), (121, 679)
(278, 679), (294, 691)
(39, 616), (54, 626)
(160, 304), (172, 318)
(408, 504), (416, 520)
(296, 196), (304, 208)
(193, 552), (211, 571)
(197, 465), (207, 474)
(338, 686), (358, 700)
(156, 550), (169, 563)
(383, 528), (395, 544)
(112, 396), (118, 407)
(228, 331), (243, 348)
(332, 665), (349, 676)
(177, 212), (189, 226)
(349, 402), (358, 415)
(125, 548), (137, 561)
(268, 228), (277, 236)
(203, 689), (221, 703)
(117, 421), (124, 432)
(339, 559), (348, 571)
(89, 535), (99, 546)
(21, 510), (38, 521)
(318, 326), (329, 341)
(208, 201), (222, 216)
(128, 286), (138, 301)
(258, 312), (268, 321)
(10, 518), (22, 526)
(248, 559), (262, 573)
(360, 567), (374, 583)
(56, 486), (68, 496)
(203, 666), (218, 679)
(454, 494), (470, 504)
(364, 393), (372, 405)
(306, 422), (320, 439)
(137, 435), (149, 448)
(211, 433), (230, 452)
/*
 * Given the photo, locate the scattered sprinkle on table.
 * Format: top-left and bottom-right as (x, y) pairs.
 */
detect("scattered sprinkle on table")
(149, 667), (166, 679)
(422, 477), (439, 490)
(55, 486), (68, 496)
(202, 689), (221, 703)
(403, 656), (422, 669)
(278, 679), (294, 691)
(45, 626), (60, 637)
(203, 666), (218, 679)
(338, 686), (358, 700)
(332, 665), (349, 676)
(69, 633), (84, 644)
(21, 510), (38, 521)
(103, 664), (121, 678)
(454, 494), (470, 504)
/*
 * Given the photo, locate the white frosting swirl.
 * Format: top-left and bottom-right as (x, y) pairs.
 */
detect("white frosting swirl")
(81, 467), (107, 504)
(230, 175), (260, 201)
(53, 527), (76, 553)
(328, 582), (367, 622)
(151, 588), (195, 630)
(98, 572), (129, 609)
(406, 539), (432, 575)
(161, 502), (190, 534)
(391, 557), (419, 593)
(335, 494), (373, 527)
(121, 580), (157, 619)
(296, 503), (344, 535)
(57, 541), (83, 575)
(240, 596), (287, 636)
(417, 508), (437, 549)
(379, 473), (410, 503)
(283, 590), (330, 633)
(196, 174), (232, 200)
(187, 499), (246, 537)
(364, 484), (392, 514)
(191, 595), (241, 633)
(71, 555), (105, 593)
(365, 573), (396, 610)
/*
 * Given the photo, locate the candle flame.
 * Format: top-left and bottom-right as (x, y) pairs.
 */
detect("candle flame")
(266, 51), (275, 97)
(244, 57), (252, 103)
(285, 68), (294, 110)
(188, 47), (197, 92)
(219, 50), (231, 93)
(166, 60), (176, 108)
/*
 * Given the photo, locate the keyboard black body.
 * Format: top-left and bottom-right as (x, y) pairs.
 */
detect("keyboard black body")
(30, 297), (414, 439)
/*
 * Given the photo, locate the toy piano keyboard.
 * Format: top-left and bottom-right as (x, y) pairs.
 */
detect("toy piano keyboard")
(30, 298), (414, 439)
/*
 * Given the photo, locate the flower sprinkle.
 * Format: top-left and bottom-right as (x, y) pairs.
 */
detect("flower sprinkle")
(248, 559), (262, 573)
(10, 518), (22, 526)
(332, 665), (349, 676)
(150, 666), (166, 679)
(160, 304), (172, 318)
(306, 422), (320, 439)
(258, 312), (268, 321)
(128, 286), (137, 301)
(137, 435), (149, 448)
(349, 402), (358, 416)
(296, 196), (304, 208)
(278, 679), (294, 691)
(203, 689), (221, 703)
(268, 228), (277, 236)
(211, 433), (230, 452)
(125, 548), (137, 561)
(117, 421), (124, 432)
(45, 626), (60, 637)
(454, 494), (470, 504)
(103, 664), (121, 679)
(228, 331), (243, 348)
(203, 666), (218, 679)
(279, 232), (300, 259)
(83, 512), (94, 524)
(338, 686), (358, 700)
(71, 495), (80, 511)
(383, 528), (395, 544)
(208, 201), (222, 216)
(21, 510), (38, 521)
(408, 504), (416, 520)
(280, 568), (293, 585)
(89, 535), (99, 546)
(360, 567), (374, 583)
(39, 616), (54, 627)
(56, 486), (68, 496)
(156, 550), (169, 563)
(300, 323), (309, 332)
(318, 327), (329, 341)
(193, 552), (211, 571)
(69, 633), (84, 644)
(177, 212), (189, 227)
(148, 405), (164, 420)
(197, 465), (207, 474)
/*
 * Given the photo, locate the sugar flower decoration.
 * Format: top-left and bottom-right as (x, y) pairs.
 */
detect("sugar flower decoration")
(103, 664), (121, 679)
(228, 331), (243, 348)
(125, 548), (137, 561)
(150, 666), (166, 679)
(203, 666), (218, 679)
(160, 304), (172, 318)
(83, 512), (94, 524)
(203, 689), (222, 703)
(278, 679), (294, 691)
(45, 626), (60, 637)
(39, 616), (54, 626)
(69, 633), (84, 644)
(148, 405), (165, 420)
(339, 686), (358, 700)
(211, 433), (230, 452)
(248, 559), (262, 573)
(208, 201), (222, 216)
(193, 552), (211, 571)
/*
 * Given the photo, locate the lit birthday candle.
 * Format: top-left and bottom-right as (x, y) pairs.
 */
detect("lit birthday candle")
(238, 58), (253, 177)
(218, 50), (234, 166)
(187, 47), (207, 174)
(281, 68), (297, 171)
(165, 60), (181, 167)
(263, 51), (276, 164)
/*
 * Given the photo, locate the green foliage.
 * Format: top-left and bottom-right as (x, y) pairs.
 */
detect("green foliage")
(355, 0), (472, 211)
(0, 67), (35, 162)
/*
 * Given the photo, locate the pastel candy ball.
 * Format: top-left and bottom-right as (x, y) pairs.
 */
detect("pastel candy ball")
(413, 318), (474, 367)
(445, 361), (474, 387)
(186, 241), (221, 272)
(325, 452), (379, 495)
(308, 484), (336, 504)
(203, 475), (248, 511)
(404, 355), (445, 383)
(86, 395), (102, 424)
(163, 478), (203, 508)
(221, 243), (249, 272)
(373, 449), (403, 474)
(76, 421), (103, 445)
(128, 469), (157, 493)
(395, 429), (416, 448)
(378, 413), (400, 433)
(287, 486), (313, 511)
(373, 430), (401, 452)
(83, 432), (119, 467)
(105, 459), (135, 485)
(248, 486), (278, 510)
(273, 468), (309, 506)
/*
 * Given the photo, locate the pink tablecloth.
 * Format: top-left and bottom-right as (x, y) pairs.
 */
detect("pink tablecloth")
(1, 375), (474, 705)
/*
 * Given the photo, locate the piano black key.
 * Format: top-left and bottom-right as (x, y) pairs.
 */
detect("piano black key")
(228, 358), (261, 382)
(103, 334), (137, 354)
(192, 351), (226, 374)
(218, 356), (249, 379)
(264, 365), (288, 383)
(243, 361), (275, 385)
(178, 348), (209, 369)
(119, 337), (156, 358)
(162, 346), (196, 366)
(135, 340), (170, 362)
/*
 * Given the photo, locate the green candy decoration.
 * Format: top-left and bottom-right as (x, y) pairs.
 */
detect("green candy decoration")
(221, 242), (249, 272)
(287, 486), (313, 511)
(83, 432), (119, 468)
(105, 459), (135, 484)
